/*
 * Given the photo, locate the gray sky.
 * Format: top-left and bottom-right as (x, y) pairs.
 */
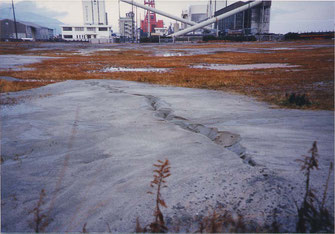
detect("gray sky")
(2, 0), (335, 33)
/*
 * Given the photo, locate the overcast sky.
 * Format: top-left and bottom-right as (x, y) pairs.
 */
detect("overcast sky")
(1, 0), (334, 33)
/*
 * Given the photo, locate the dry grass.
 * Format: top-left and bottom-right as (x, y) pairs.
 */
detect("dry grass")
(28, 150), (333, 232)
(0, 40), (333, 109)
(0, 80), (50, 93)
(136, 159), (171, 233)
(29, 189), (50, 233)
(295, 142), (334, 233)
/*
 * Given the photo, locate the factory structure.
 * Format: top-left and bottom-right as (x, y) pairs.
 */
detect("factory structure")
(140, 0), (164, 35)
(121, 0), (272, 40)
(61, 0), (113, 42)
(119, 11), (135, 41)
(180, 5), (209, 34)
(0, 19), (54, 41)
(179, 1), (271, 36)
(214, 0), (271, 36)
(82, 0), (108, 25)
(58, 0), (272, 42)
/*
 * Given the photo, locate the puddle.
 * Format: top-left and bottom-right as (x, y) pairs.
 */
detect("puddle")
(312, 80), (334, 90)
(154, 51), (186, 57)
(79, 48), (121, 55)
(96, 48), (121, 52)
(0, 76), (55, 82)
(0, 76), (21, 81)
(22, 79), (56, 82)
(266, 47), (295, 51)
(191, 63), (300, 71)
(214, 48), (267, 54)
(101, 67), (169, 73)
(0, 55), (59, 71)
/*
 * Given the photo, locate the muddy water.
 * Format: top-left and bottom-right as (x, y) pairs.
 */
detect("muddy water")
(101, 67), (169, 72)
(191, 63), (300, 71)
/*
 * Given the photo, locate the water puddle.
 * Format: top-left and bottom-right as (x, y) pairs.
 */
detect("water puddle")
(0, 76), (21, 81)
(0, 76), (55, 82)
(101, 67), (169, 73)
(265, 47), (295, 51)
(191, 63), (300, 71)
(79, 48), (121, 55)
(96, 48), (121, 52)
(154, 51), (186, 57)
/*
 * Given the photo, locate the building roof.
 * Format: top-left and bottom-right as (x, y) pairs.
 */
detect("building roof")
(214, 1), (253, 17)
(0, 18), (52, 30)
(189, 5), (207, 14)
(60, 24), (113, 27)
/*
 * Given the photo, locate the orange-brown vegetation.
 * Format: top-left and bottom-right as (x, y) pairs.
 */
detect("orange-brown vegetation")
(0, 40), (333, 110)
(0, 80), (50, 93)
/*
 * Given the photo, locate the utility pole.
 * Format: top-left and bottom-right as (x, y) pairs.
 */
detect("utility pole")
(11, 0), (18, 40)
(118, 0), (121, 19)
(131, 0), (134, 43)
(136, 6), (138, 43)
(209, 0), (212, 18)
(147, 10), (150, 38)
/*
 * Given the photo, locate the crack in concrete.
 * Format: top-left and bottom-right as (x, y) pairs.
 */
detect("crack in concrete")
(143, 94), (257, 167)
(86, 81), (258, 167)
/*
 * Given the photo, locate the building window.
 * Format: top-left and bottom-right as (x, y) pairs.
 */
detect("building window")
(64, 35), (73, 39)
(63, 27), (72, 31)
(87, 27), (96, 32)
(99, 27), (108, 31)
(75, 27), (84, 31)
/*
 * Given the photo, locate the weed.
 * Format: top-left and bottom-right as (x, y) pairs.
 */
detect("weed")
(29, 189), (50, 233)
(82, 223), (88, 233)
(136, 159), (171, 233)
(197, 209), (247, 233)
(295, 141), (334, 232)
(284, 92), (311, 107)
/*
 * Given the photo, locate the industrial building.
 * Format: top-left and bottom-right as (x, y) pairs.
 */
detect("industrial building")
(140, 0), (164, 35)
(181, 5), (208, 30)
(61, 0), (113, 42)
(82, 0), (108, 25)
(0, 19), (53, 41)
(214, 0), (271, 36)
(119, 12), (135, 41)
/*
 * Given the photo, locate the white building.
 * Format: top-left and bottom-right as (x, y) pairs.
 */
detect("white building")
(181, 10), (189, 30)
(181, 5), (208, 33)
(188, 5), (208, 23)
(82, 0), (108, 25)
(61, 0), (113, 42)
(119, 12), (134, 40)
(61, 25), (112, 41)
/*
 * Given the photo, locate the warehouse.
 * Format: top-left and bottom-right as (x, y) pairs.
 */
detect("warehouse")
(0, 19), (54, 41)
(214, 0), (271, 36)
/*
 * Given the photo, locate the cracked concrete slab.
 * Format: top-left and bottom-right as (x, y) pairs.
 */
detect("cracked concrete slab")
(1, 79), (333, 232)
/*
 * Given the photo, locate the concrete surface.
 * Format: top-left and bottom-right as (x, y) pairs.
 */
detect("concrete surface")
(1, 79), (334, 232)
